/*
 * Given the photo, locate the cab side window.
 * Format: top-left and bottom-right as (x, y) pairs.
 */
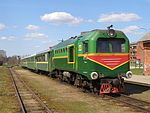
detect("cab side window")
(84, 43), (88, 53)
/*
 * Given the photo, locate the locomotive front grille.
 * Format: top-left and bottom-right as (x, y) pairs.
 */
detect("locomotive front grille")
(102, 58), (122, 66)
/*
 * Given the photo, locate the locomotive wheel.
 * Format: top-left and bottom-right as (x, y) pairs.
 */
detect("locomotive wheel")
(92, 87), (98, 94)
(74, 74), (82, 87)
(74, 78), (80, 87)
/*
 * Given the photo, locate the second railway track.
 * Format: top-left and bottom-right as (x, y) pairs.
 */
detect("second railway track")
(103, 92), (150, 113)
(116, 94), (150, 112)
(9, 67), (53, 113)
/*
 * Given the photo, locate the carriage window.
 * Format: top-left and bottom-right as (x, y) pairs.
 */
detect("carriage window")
(45, 54), (48, 61)
(96, 38), (125, 53)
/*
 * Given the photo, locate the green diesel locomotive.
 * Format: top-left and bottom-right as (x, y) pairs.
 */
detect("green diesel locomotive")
(21, 27), (132, 94)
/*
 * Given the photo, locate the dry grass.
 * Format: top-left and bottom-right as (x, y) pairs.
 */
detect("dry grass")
(0, 66), (20, 113)
(16, 68), (138, 113)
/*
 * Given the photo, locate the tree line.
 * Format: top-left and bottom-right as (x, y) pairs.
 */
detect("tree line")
(0, 56), (20, 66)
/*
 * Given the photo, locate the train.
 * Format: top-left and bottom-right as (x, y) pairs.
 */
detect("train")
(21, 26), (132, 94)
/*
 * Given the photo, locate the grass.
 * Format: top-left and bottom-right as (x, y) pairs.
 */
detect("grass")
(130, 68), (143, 75)
(0, 66), (19, 113)
(15, 68), (137, 113)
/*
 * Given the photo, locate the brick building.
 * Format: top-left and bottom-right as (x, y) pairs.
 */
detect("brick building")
(137, 32), (150, 75)
(130, 42), (137, 64)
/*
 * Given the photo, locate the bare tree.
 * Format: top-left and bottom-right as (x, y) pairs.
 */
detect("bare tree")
(7, 56), (20, 65)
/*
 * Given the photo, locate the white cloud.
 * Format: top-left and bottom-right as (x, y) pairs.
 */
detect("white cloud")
(121, 25), (140, 33)
(98, 13), (141, 23)
(25, 33), (48, 38)
(0, 24), (6, 30)
(23, 38), (32, 41)
(25, 25), (40, 30)
(40, 12), (83, 26)
(0, 36), (16, 41)
(121, 25), (142, 34)
(134, 32), (144, 35)
(42, 40), (51, 44)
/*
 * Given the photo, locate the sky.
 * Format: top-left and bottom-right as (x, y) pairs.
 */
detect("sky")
(0, 0), (150, 57)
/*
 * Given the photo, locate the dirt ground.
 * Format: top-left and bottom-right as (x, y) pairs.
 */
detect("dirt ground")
(16, 68), (140, 113)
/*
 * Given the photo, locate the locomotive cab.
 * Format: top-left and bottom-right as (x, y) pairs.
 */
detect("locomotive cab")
(79, 27), (131, 93)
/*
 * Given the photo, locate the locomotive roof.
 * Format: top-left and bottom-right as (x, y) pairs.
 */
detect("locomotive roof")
(81, 29), (123, 35)
(53, 37), (78, 49)
(52, 29), (125, 49)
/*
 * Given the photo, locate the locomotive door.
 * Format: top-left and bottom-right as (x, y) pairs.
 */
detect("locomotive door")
(82, 42), (89, 71)
(48, 51), (53, 72)
(68, 44), (75, 71)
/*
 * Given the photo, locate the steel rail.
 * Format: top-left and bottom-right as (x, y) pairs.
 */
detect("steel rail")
(104, 93), (150, 113)
(118, 94), (150, 112)
(13, 70), (53, 113)
(9, 68), (53, 113)
(9, 68), (26, 113)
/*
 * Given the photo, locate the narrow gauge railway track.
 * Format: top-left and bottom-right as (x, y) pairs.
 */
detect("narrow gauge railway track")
(9, 68), (53, 113)
(118, 94), (150, 112)
(104, 93), (150, 113)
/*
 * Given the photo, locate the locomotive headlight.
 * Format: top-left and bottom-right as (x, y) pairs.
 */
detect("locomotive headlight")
(126, 71), (132, 79)
(90, 72), (98, 80)
(108, 29), (116, 38)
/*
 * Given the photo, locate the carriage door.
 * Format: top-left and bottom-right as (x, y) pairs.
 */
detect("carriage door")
(68, 44), (75, 70)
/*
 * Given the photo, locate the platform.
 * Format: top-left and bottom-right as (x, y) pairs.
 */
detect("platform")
(124, 75), (150, 87)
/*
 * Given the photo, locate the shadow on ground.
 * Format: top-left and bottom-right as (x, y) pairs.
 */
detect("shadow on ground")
(124, 83), (150, 95)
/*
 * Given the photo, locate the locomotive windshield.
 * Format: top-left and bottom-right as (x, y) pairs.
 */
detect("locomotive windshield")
(96, 38), (125, 53)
